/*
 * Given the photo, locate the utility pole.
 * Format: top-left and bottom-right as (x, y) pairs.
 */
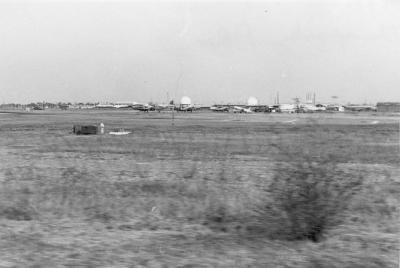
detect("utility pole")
(172, 101), (174, 126)
(170, 99), (174, 126)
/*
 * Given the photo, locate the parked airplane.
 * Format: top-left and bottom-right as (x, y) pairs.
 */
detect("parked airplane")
(175, 105), (196, 112)
(132, 103), (155, 112)
(112, 102), (140, 109)
(95, 104), (115, 109)
(210, 105), (230, 112)
(154, 103), (174, 112)
(233, 106), (252, 113)
(96, 102), (137, 109)
(113, 104), (131, 109)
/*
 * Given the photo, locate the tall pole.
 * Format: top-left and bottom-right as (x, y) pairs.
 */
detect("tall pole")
(172, 103), (174, 125)
(171, 99), (174, 126)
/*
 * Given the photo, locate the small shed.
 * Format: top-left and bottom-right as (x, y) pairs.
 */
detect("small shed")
(73, 125), (98, 135)
(377, 102), (400, 113)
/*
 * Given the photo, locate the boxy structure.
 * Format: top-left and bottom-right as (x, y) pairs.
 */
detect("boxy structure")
(377, 102), (400, 113)
(73, 125), (98, 135)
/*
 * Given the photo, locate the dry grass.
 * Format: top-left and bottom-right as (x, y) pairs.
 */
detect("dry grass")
(0, 111), (398, 267)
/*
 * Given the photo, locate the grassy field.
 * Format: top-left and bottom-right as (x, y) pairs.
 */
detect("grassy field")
(0, 110), (399, 267)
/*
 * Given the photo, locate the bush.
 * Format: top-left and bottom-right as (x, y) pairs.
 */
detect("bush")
(0, 205), (37, 221)
(268, 154), (363, 242)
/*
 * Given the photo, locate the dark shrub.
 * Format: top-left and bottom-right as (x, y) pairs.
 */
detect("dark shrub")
(0, 205), (37, 221)
(269, 154), (363, 242)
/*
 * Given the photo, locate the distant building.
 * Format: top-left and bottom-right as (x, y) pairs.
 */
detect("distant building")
(279, 104), (296, 113)
(377, 102), (400, 113)
(343, 104), (376, 112)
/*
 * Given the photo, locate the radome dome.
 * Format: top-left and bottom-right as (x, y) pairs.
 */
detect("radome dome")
(247, 96), (258, 106)
(180, 96), (191, 105)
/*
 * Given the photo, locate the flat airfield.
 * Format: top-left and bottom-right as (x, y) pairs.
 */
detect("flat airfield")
(0, 110), (399, 267)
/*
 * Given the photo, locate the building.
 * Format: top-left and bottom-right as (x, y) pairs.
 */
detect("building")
(343, 105), (377, 112)
(376, 102), (400, 113)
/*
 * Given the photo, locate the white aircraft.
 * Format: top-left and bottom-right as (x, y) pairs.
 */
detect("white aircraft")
(210, 105), (230, 112)
(233, 106), (252, 113)
(131, 103), (155, 111)
(176, 105), (196, 112)
(113, 102), (140, 109)
(95, 103), (115, 109)
(96, 102), (136, 109)
(113, 104), (130, 109)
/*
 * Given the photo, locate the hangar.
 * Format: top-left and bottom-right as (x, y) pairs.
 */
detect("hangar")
(377, 102), (400, 113)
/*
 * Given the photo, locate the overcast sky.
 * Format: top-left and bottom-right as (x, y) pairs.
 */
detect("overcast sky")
(0, 0), (399, 104)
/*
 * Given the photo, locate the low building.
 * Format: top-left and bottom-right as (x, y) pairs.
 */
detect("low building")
(73, 125), (98, 135)
(377, 102), (400, 113)
(344, 105), (377, 112)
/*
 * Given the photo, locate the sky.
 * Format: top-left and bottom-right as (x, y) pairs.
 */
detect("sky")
(0, 0), (399, 105)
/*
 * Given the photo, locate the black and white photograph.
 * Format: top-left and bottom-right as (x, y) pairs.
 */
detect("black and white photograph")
(0, 0), (399, 267)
